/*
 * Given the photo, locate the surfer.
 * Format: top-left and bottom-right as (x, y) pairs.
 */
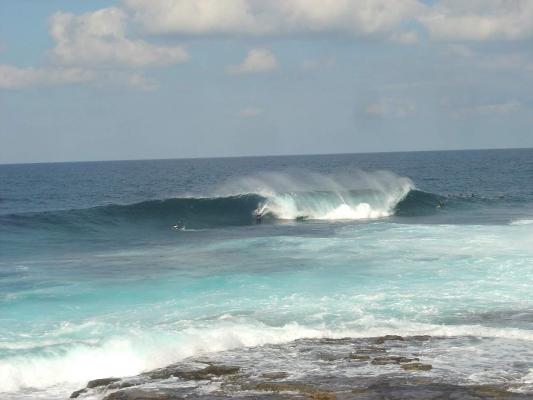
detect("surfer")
(255, 211), (263, 223)
(171, 221), (185, 230)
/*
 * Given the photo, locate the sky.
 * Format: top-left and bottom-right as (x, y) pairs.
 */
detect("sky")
(1, 0), (532, 164)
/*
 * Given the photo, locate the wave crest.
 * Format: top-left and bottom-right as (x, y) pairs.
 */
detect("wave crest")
(222, 170), (414, 221)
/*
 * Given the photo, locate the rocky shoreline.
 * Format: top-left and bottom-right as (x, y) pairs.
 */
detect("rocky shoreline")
(70, 335), (532, 400)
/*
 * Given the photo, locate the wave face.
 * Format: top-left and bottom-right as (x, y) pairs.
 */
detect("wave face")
(0, 171), (415, 232)
(0, 194), (264, 231)
(2, 170), (516, 234)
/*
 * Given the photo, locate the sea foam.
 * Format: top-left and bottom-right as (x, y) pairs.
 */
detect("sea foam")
(217, 170), (413, 221)
(1, 316), (532, 395)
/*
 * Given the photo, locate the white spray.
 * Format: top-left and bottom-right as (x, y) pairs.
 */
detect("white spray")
(217, 170), (414, 220)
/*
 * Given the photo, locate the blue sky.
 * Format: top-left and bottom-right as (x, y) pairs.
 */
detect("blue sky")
(1, 0), (532, 163)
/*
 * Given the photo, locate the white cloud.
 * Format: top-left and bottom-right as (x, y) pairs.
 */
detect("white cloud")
(420, 0), (533, 41)
(0, 65), (94, 89)
(124, 0), (425, 37)
(0, 64), (157, 90)
(49, 7), (189, 67)
(238, 106), (263, 117)
(365, 98), (416, 118)
(227, 49), (278, 74)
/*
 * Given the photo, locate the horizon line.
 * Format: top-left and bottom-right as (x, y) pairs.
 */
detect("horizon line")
(1, 145), (532, 166)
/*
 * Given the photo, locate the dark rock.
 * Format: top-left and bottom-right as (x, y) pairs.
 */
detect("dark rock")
(248, 382), (336, 399)
(371, 356), (418, 365)
(108, 381), (137, 390)
(147, 364), (240, 381)
(87, 377), (122, 388)
(348, 354), (371, 361)
(261, 371), (289, 380)
(347, 382), (527, 399)
(182, 364), (240, 379)
(374, 335), (404, 344)
(353, 346), (386, 354)
(401, 362), (433, 371)
(70, 377), (122, 398)
(318, 352), (344, 361)
(410, 335), (432, 341)
(69, 336), (532, 400)
(103, 389), (180, 400)
(70, 388), (87, 398)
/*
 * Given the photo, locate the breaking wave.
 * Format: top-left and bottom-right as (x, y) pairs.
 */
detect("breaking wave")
(4, 170), (511, 232)
(0, 171), (418, 231)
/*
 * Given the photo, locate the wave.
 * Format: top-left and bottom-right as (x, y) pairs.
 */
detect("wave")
(0, 190), (511, 233)
(3, 170), (514, 232)
(0, 171), (418, 231)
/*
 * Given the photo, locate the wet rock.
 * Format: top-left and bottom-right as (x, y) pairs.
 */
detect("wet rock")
(470, 385), (518, 399)
(145, 367), (176, 381)
(180, 364), (240, 379)
(371, 356), (418, 365)
(410, 335), (432, 341)
(318, 352), (344, 361)
(87, 377), (122, 388)
(103, 389), (180, 400)
(70, 377), (122, 397)
(70, 336), (532, 400)
(248, 382), (336, 399)
(70, 388), (87, 398)
(146, 364), (240, 381)
(347, 382), (527, 399)
(347, 353), (371, 361)
(261, 371), (289, 380)
(353, 346), (386, 354)
(108, 381), (138, 390)
(401, 362), (433, 371)
(374, 335), (404, 344)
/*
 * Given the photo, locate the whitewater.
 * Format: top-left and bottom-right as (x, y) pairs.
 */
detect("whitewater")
(0, 149), (532, 399)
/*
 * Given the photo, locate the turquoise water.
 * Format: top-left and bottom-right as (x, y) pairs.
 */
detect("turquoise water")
(0, 150), (532, 397)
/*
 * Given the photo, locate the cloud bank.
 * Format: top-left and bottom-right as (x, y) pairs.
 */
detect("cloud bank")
(123, 0), (533, 41)
(3, 1), (533, 90)
(124, 0), (423, 37)
(50, 7), (189, 67)
(420, 0), (533, 41)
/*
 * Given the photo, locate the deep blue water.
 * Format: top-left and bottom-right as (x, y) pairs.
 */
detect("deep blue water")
(1, 149), (532, 398)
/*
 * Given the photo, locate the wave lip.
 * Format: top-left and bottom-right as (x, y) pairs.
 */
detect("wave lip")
(243, 170), (415, 221)
(257, 188), (410, 221)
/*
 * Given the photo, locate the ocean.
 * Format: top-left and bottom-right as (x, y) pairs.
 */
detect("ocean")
(0, 149), (532, 399)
